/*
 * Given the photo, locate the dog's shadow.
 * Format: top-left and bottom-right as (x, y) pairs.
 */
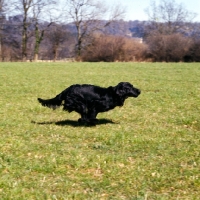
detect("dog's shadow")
(32, 118), (116, 127)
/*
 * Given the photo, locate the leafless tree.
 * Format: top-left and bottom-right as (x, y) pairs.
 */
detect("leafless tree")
(145, 0), (197, 35)
(13, 0), (33, 61)
(31, 0), (57, 61)
(0, 0), (8, 60)
(12, 0), (58, 61)
(144, 0), (197, 62)
(63, 0), (125, 59)
(46, 24), (73, 61)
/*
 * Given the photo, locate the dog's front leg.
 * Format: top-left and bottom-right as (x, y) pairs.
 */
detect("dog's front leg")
(86, 109), (98, 125)
(77, 104), (90, 123)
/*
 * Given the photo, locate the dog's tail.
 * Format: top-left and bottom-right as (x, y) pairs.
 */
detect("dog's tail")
(38, 94), (62, 110)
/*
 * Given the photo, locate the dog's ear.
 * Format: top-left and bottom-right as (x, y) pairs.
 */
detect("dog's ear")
(115, 82), (126, 96)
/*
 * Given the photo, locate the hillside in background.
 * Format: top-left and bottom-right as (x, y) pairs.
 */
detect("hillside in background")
(4, 15), (200, 41)
(5, 15), (146, 38)
(1, 15), (200, 62)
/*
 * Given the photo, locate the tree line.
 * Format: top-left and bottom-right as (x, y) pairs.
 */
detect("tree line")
(0, 0), (200, 62)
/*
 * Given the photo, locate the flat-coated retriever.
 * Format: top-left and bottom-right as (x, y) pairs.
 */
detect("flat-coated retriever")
(38, 82), (141, 125)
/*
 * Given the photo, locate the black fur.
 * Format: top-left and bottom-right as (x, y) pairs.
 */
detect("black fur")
(38, 82), (141, 125)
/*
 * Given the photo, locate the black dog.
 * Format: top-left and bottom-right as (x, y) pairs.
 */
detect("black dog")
(38, 82), (141, 125)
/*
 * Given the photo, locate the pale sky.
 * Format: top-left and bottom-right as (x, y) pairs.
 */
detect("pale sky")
(107, 0), (200, 22)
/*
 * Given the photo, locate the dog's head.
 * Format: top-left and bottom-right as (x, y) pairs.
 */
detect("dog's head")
(115, 82), (141, 98)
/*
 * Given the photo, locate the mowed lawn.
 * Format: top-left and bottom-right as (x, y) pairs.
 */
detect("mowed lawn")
(0, 62), (199, 199)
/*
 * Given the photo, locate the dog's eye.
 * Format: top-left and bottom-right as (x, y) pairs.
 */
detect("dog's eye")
(125, 87), (130, 92)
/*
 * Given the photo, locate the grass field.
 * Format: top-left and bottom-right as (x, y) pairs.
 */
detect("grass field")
(0, 62), (199, 199)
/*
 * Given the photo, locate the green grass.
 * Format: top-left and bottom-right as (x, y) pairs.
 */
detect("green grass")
(0, 62), (199, 199)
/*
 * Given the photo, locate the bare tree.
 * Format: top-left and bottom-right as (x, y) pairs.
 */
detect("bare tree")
(145, 0), (197, 35)
(11, 0), (34, 61)
(144, 0), (197, 62)
(0, 0), (8, 61)
(46, 24), (72, 61)
(31, 0), (57, 61)
(63, 0), (125, 59)
(22, 0), (32, 61)
(12, 0), (58, 61)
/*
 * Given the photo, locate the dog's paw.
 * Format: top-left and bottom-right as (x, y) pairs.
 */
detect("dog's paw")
(78, 118), (98, 126)
(78, 118), (84, 123)
(88, 118), (98, 126)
